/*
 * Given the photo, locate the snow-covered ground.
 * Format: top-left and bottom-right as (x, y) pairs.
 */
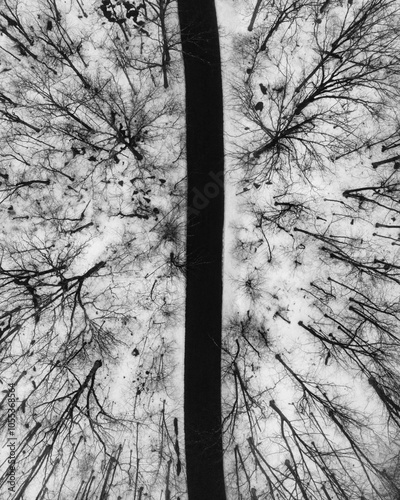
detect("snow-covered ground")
(1, 0), (400, 498)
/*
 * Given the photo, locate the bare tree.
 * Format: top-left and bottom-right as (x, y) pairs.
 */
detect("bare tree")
(0, 0), (186, 498)
(222, 1), (400, 498)
(233, 0), (400, 183)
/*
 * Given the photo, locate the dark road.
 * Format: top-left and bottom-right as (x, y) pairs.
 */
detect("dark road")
(177, 0), (226, 498)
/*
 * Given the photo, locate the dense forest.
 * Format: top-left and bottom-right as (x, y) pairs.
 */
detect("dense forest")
(1, 0), (400, 498)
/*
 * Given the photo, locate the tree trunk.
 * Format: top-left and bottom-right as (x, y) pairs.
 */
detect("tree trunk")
(177, 0), (226, 498)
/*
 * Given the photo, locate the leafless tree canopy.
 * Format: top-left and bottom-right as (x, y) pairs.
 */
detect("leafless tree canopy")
(2, 0), (400, 498)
